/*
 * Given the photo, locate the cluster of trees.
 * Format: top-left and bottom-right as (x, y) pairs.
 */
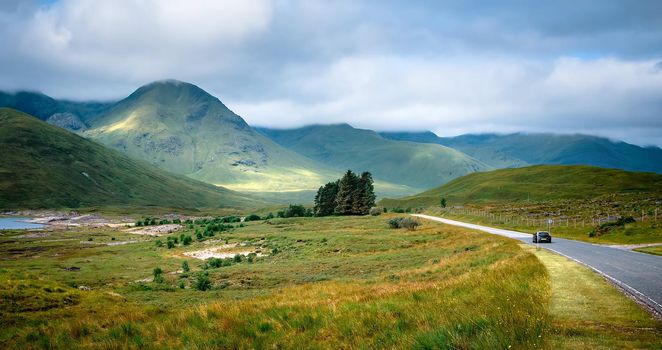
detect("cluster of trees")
(314, 170), (376, 216)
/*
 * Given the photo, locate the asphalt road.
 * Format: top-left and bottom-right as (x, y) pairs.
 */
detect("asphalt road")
(413, 214), (662, 317)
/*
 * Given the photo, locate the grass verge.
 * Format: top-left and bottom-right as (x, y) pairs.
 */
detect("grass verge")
(521, 244), (661, 349)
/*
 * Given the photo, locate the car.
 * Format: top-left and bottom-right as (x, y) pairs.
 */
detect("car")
(533, 231), (552, 243)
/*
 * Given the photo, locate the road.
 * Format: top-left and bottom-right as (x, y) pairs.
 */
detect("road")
(413, 214), (662, 317)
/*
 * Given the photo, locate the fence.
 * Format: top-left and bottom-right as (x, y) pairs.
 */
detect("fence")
(445, 206), (659, 229)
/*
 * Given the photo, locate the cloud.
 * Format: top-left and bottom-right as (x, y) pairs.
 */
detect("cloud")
(0, 0), (661, 146)
(232, 55), (662, 146)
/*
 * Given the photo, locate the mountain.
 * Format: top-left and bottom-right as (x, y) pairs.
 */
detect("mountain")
(0, 91), (113, 131)
(82, 80), (341, 193)
(380, 131), (662, 172)
(379, 165), (662, 208)
(256, 124), (491, 191)
(0, 108), (264, 209)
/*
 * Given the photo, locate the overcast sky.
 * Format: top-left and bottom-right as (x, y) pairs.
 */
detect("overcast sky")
(1, 0), (661, 146)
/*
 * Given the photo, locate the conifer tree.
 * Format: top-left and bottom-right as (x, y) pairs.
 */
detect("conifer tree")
(353, 171), (376, 215)
(335, 170), (358, 215)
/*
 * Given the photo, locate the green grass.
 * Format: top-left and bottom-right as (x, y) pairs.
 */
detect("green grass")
(380, 165), (662, 244)
(634, 245), (662, 256)
(0, 108), (266, 210)
(380, 165), (662, 208)
(1, 215), (552, 349)
(521, 245), (661, 348)
(424, 208), (662, 244)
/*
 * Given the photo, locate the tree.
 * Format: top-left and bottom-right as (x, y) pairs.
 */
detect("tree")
(440, 197), (447, 208)
(353, 172), (376, 215)
(284, 204), (306, 217)
(335, 170), (359, 215)
(314, 181), (339, 216)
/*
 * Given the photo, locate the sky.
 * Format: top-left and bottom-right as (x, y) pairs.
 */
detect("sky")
(1, 1), (661, 146)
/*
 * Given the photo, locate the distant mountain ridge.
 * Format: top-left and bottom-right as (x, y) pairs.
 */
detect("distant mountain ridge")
(380, 131), (662, 173)
(0, 108), (264, 209)
(2, 81), (660, 201)
(256, 124), (491, 190)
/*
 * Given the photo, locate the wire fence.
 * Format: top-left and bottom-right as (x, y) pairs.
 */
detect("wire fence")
(445, 206), (659, 229)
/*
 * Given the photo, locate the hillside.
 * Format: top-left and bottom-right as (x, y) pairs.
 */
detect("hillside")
(256, 124), (490, 190)
(380, 131), (662, 172)
(0, 91), (113, 130)
(379, 165), (662, 208)
(83, 80), (342, 193)
(0, 108), (264, 209)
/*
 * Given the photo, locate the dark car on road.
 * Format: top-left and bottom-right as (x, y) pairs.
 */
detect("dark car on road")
(533, 231), (552, 243)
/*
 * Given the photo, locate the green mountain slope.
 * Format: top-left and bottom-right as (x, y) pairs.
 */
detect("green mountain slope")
(256, 124), (491, 190)
(380, 132), (662, 172)
(84, 80), (341, 193)
(0, 91), (113, 130)
(0, 108), (264, 209)
(379, 165), (662, 208)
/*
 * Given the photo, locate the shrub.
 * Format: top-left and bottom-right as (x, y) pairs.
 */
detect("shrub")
(245, 214), (261, 221)
(135, 221), (143, 227)
(388, 217), (420, 230)
(166, 240), (175, 249)
(153, 267), (164, 283)
(369, 207), (383, 216)
(284, 204), (307, 218)
(392, 207), (405, 213)
(399, 217), (420, 230)
(196, 232), (203, 241)
(388, 218), (403, 229)
(233, 254), (243, 263)
(182, 235), (193, 246)
(265, 212), (274, 219)
(440, 197), (447, 208)
(155, 240), (163, 247)
(207, 258), (223, 268)
(195, 272), (212, 291)
(277, 211), (285, 218)
(182, 261), (190, 273)
(178, 281), (185, 289)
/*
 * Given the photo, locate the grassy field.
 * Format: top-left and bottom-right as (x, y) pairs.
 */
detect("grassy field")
(380, 165), (662, 207)
(1, 214), (660, 348)
(634, 245), (662, 256)
(0, 214), (553, 349)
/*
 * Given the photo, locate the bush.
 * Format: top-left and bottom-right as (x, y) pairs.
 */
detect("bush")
(153, 267), (164, 283)
(392, 208), (405, 213)
(167, 239), (175, 249)
(207, 258), (223, 268)
(369, 207), (383, 216)
(388, 218), (403, 229)
(265, 212), (274, 219)
(155, 240), (163, 247)
(388, 217), (420, 230)
(399, 217), (420, 230)
(284, 204), (307, 218)
(245, 214), (261, 221)
(233, 254), (243, 263)
(182, 235), (193, 246)
(195, 272), (212, 291)
(182, 261), (190, 273)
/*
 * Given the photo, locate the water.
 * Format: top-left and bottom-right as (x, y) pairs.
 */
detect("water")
(0, 217), (44, 230)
